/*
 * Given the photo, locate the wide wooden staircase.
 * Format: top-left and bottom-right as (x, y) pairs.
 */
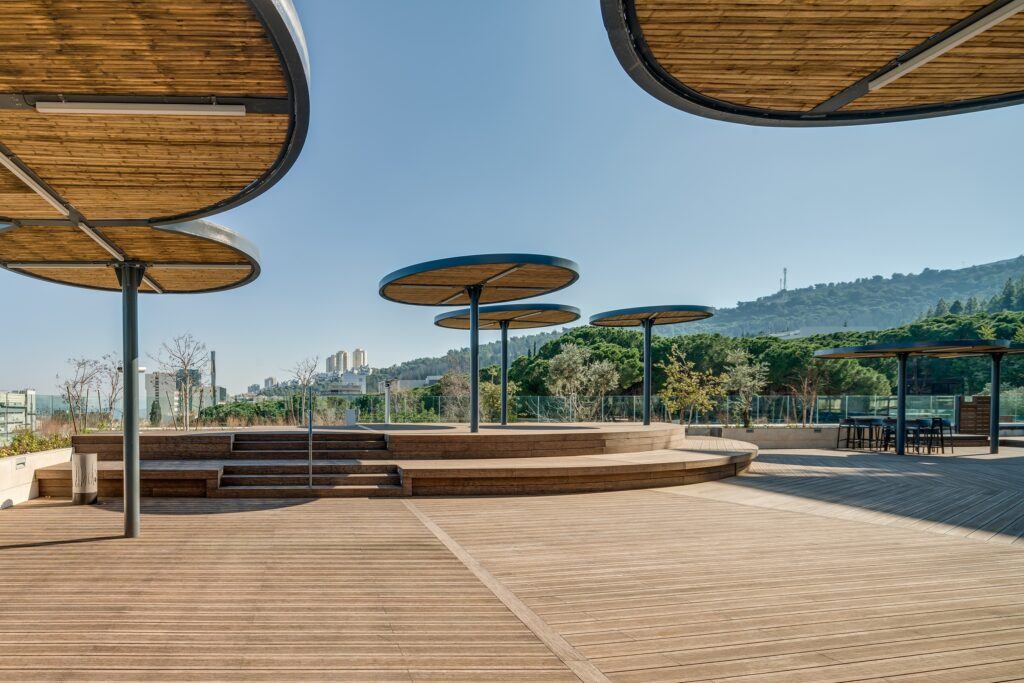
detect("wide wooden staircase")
(212, 432), (403, 498)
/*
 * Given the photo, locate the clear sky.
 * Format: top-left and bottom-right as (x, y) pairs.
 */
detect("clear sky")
(3, 0), (1022, 394)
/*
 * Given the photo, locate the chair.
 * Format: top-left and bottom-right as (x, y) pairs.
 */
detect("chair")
(838, 418), (857, 449)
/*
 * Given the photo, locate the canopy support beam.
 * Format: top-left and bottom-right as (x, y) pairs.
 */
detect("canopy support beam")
(642, 319), (653, 426)
(115, 262), (145, 538)
(991, 352), (1004, 455)
(467, 285), (481, 433)
(896, 352), (909, 456)
(500, 320), (510, 426)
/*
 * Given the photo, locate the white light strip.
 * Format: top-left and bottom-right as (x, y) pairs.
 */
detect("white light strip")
(77, 222), (123, 261)
(6, 262), (112, 269)
(35, 102), (246, 117)
(149, 263), (251, 270)
(512, 311), (547, 321)
(142, 275), (164, 294)
(0, 154), (69, 216)
(483, 265), (522, 284)
(869, 0), (1024, 91)
(439, 291), (464, 305)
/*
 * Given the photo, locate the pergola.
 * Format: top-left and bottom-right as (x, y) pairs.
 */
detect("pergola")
(379, 254), (579, 432)
(601, 0), (1024, 126)
(815, 339), (1024, 455)
(434, 303), (581, 425)
(0, 0), (310, 537)
(589, 305), (714, 425)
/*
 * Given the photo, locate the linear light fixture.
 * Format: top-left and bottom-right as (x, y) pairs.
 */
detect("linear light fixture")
(483, 265), (522, 284)
(0, 154), (69, 216)
(35, 102), (246, 117)
(148, 263), (251, 270)
(869, 0), (1024, 91)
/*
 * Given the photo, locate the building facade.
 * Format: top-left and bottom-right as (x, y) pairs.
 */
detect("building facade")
(352, 348), (367, 369)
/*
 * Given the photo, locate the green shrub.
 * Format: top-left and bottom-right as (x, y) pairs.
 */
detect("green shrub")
(0, 431), (72, 458)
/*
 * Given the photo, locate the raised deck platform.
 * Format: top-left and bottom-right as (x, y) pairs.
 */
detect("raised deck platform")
(41, 424), (757, 498)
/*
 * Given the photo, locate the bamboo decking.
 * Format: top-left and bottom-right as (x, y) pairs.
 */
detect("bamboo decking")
(2, 447), (1023, 681)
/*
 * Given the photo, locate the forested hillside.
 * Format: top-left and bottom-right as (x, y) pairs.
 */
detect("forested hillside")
(664, 255), (1024, 337)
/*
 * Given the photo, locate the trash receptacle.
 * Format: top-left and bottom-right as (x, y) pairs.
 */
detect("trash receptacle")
(71, 452), (98, 505)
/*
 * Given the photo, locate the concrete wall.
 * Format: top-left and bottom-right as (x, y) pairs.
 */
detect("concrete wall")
(689, 426), (839, 450)
(0, 447), (72, 509)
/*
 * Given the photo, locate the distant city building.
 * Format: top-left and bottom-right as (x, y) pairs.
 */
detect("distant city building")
(264, 377), (277, 389)
(0, 389), (36, 445)
(352, 348), (367, 369)
(247, 383), (260, 394)
(145, 372), (178, 426)
(326, 355), (336, 373)
(323, 371), (366, 396)
(336, 350), (349, 373)
(378, 379), (427, 392)
(425, 375), (443, 386)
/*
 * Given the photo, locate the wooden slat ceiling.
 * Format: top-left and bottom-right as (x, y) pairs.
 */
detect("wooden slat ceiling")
(0, 0), (296, 224)
(0, 1), (287, 96)
(846, 11), (1024, 109)
(0, 111), (288, 220)
(814, 340), (1011, 358)
(625, 0), (1023, 120)
(0, 224), (255, 293)
(382, 263), (578, 306)
(436, 308), (581, 330)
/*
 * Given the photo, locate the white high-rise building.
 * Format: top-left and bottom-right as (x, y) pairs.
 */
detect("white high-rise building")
(264, 377), (277, 389)
(145, 372), (179, 426)
(326, 355), (336, 373)
(352, 348), (367, 369)
(336, 350), (349, 373)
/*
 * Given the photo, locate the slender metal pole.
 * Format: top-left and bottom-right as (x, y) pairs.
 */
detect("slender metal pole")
(991, 352), (1003, 455)
(896, 352), (908, 455)
(467, 286), (481, 433)
(117, 263), (144, 538)
(307, 385), (313, 487)
(500, 320), (509, 426)
(642, 319), (653, 426)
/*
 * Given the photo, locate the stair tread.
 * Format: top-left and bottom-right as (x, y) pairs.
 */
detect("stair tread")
(220, 484), (402, 491)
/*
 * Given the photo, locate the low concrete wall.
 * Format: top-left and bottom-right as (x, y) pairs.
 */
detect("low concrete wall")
(0, 447), (72, 509)
(688, 426), (838, 450)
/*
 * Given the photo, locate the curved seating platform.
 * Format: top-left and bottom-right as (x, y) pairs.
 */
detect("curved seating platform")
(40, 424), (757, 498)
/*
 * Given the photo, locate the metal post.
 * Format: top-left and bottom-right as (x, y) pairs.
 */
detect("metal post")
(307, 385), (314, 487)
(467, 286), (481, 432)
(384, 380), (392, 424)
(210, 350), (218, 406)
(991, 353), (1003, 455)
(896, 352), (908, 455)
(500, 320), (509, 425)
(116, 263), (144, 538)
(642, 319), (653, 425)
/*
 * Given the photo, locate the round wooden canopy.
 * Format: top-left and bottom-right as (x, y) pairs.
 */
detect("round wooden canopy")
(434, 303), (581, 331)
(815, 339), (1021, 360)
(602, 0), (1024, 126)
(0, 0), (309, 225)
(379, 254), (580, 306)
(589, 305), (713, 328)
(0, 220), (259, 294)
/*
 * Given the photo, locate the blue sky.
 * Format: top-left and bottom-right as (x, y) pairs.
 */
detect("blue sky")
(3, 0), (1022, 394)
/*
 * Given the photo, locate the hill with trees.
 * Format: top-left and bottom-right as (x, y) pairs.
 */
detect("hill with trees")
(664, 255), (1024, 337)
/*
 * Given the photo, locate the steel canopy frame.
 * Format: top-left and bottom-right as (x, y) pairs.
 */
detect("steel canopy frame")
(589, 305), (714, 425)
(434, 303), (581, 425)
(0, 220), (261, 537)
(601, 0), (1024, 127)
(814, 340), (1023, 455)
(380, 255), (580, 433)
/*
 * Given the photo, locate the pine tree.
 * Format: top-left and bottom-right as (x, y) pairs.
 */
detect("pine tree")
(949, 299), (964, 315)
(933, 298), (950, 316)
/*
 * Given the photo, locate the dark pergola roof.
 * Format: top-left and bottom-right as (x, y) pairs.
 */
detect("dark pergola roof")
(434, 303), (581, 331)
(379, 254), (580, 307)
(814, 339), (1022, 360)
(0, 219), (260, 294)
(589, 305), (714, 327)
(0, 0), (310, 225)
(602, 0), (1024, 126)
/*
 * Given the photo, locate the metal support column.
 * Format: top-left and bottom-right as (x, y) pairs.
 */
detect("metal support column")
(307, 385), (314, 487)
(467, 285), (481, 433)
(896, 352), (908, 456)
(991, 352), (1004, 455)
(500, 320), (509, 425)
(642, 319), (653, 426)
(116, 262), (145, 538)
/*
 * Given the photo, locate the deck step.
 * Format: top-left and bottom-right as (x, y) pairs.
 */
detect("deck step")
(231, 440), (386, 451)
(228, 449), (392, 460)
(223, 463), (397, 475)
(221, 473), (399, 487)
(210, 484), (404, 498)
(233, 432), (383, 443)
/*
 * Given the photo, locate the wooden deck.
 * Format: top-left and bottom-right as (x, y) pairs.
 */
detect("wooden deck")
(2, 448), (1023, 681)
